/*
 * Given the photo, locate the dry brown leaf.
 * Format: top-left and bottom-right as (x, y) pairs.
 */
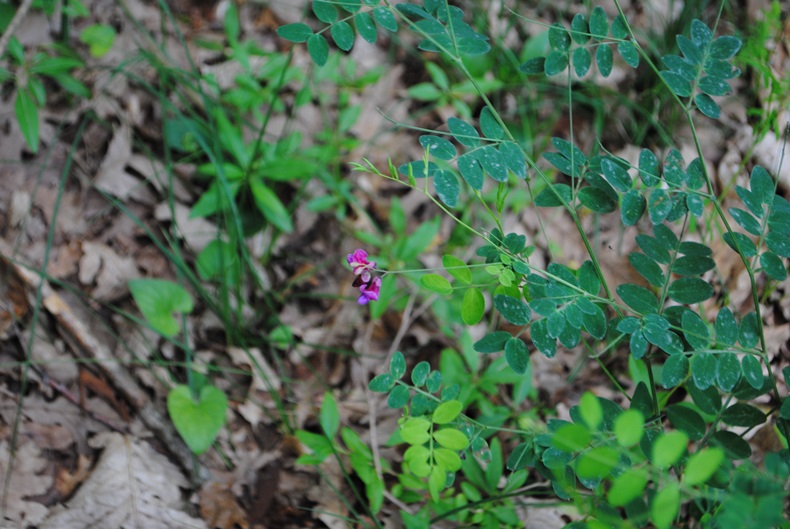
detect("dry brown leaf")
(54, 454), (92, 498)
(40, 432), (207, 529)
(154, 201), (218, 252)
(78, 241), (140, 301)
(0, 439), (53, 526)
(199, 479), (249, 529)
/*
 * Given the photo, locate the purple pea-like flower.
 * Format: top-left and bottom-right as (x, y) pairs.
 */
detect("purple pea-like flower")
(347, 249), (376, 275)
(357, 277), (382, 305)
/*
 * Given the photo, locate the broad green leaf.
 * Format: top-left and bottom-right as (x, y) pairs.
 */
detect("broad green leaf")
(476, 145), (508, 182)
(507, 442), (534, 471)
(766, 231), (790, 257)
(368, 373), (394, 392)
(750, 165), (774, 204)
(760, 251), (787, 280)
(608, 467), (648, 506)
(639, 149), (660, 186)
(692, 352), (716, 390)
(372, 7), (397, 32)
(447, 117), (479, 146)
(677, 34), (702, 64)
(390, 351), (406, 379)
(630, 331), (648, 359)
(473, 331), (512, 353)
(570, 14), (589, 44)
(716, 308), (738, 345)
(617, 283), (659, 314)
(716, 352), (741, 392)
(551, 423), (591, 452)
(739, 312), (760, 348)
(442, 255), (471, 285)
(499, 142), (527, 179)
(534, 183), (572, 207)
(250, 180), (293, 232)
(695, 93), (720, 118)
(721, 402), (766, 427)
(723, 232), (757, 258)
(544, 50), (569, 76)
(618, 41), (639, 68)
(711, 430), (751, 459)
(387, 385), (410, 408)
(688, 378), (721, 414)
(196, 240), (240, 286)
(129, 279), (194, 337)
(355, 12), (377, 43)
(434, 170), (460, 207)
(621, 189), (646, 226)
(339, 0), (361, 13)
(576, 446), (618, 479)
(411, 362), (430, 386)
(462, 288), (485, 325)
(419, 135), (456, 160)
(420, 273), (453, 295)
(652, 430), (688, 468)
(667, 277), (713, 304)
(572, 47), (591, 77)
(168, 384), (227, 454)
(672, 255), (716, 276)
(579, 186), (616, 213)
(636, 234), (670, 264)
(589, 6), (608, 39)
(494, 295), (531, 325)
(479, 106), (504, 140)
(730, 207), (761, 235)
(648, 188), (673, 224)
(307, 33), (329, 66)
(15, 89), (39, 153)
(531, 318), (557, 357)
(581, 304), (607, 339)
(691, 19), (713, 47)
(457, 153), (483, 190)
(741, 354), (763, 389)
(699, 75), (730, 96)
(504, 337), (530, 375)
(433, 447), (461, 471)
(614, 409), (644, 446)
(401, 417), (431, 445)
(682, 447), (724, 485)
(312, 0), (338, 22)
(629, 252), (665, 287)
(662, 71), (692, 97)
(79, 23), (116, 57)
(662, 354), (689, 388)
(709, 35), (741, 60)
(433, 400), (462, 424)
(682, 310), (710, 350)
(320, 392), (340, 437)
(579, 392), (603, 430)
(433, 428), (469, 450)
(277, 23), (313, 43)
(651, 482), (680, 529)
(666, 403), (705, 440)
(595, 44), (613, 77)
(548, 23), (571, 51)
(519, 57), (546, 74)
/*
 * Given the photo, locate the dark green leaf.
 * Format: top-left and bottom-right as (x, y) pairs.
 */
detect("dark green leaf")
(507, 442), (534, 470)
(750, 165), (774, 204)
(679, 241), (712, 256)
(494, 295), (531, 326)
(760, 251), (787, 280)
(688, 378), (721, 413)
(668, 277), (713, 304)
(692, 352), (716, 390)
(716, 353), (741, 392)
(636, 234), (671, 264)
(711, 430), (751, 459)
(662, 354), (689, 389)
(723, 231), (757, 257)
(434, 170), (459, 208)
(390, 351), (406, 379)
(499, 142), (527, 179)
(15, 89), (39, 154)
(629, 252), (665, 287)
(663, 149), (687, 186)
(505, 337), (530, 374)
(695, 94), (720, 118)
(612, 15), (628, 39)
(355, 12), (378, 43)
(662, 71), (692, 97)
(730, 208), (761, 235)
(368, 373), (394, 392)
(312, 0), (338, 23)
(579, 186), (617, 213)
(447, 117), (479, 146)
(570, 13), (589, 44)
(307, 33), (330, 66)
(682, 310), (710, 350)
(476, 145), (508, 182)
(691, 19), (713, 48)
(544, 50), (569, 76)
(618, 41), (639, 68)
(479, 107), (504, 140)
(548, 23), (571, 51)
(648, 188), (673, 224)
(388, 385), (410, 408)
(663, 54), (696, 79)
(698, 75), (730, 96)
(621, 189), (646, 226)
(474, 331), (512, 353)
(572, 47), (591, 77)
(373, 7), (398, 32)
(618, 316), (641, 334)
(766, 232), (790, 257)
(250, 180), (293, 232)
(277, 23), (313, 42)
(617, 283), (659, 314)
(582, 304), (606, 339)
(677, 34), (702, 64)
(578, 261), (600, 295)
(589, 6), (608, 39)
(457, 153), (483, 190)
(716, 308), (738, 346)
(398, 160), (438, 179)
(709, 35), (741, 60)
(601, 158), (632, 192)
(666, 403), (706, 440)
(639, 149), (660, 186)
(411, 361), (430, 386)
(741, 355), (763, 390)
(340, 0), (360, 13)
(630, 331), (648, 359)
(519, 57), (546, 74)
(532, 319), (556, 358)
(596, 44), (613, 77)
(721, 403), (766, 427)
(419, 135), (456, 160)
(534, 183), (572, 207)
(739, 312), (760, 348)
(672, 255), (716, 276)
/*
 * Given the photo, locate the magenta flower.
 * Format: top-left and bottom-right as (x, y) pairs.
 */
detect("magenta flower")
(347, 249), (377, 275)
(357, 277), (382, 305)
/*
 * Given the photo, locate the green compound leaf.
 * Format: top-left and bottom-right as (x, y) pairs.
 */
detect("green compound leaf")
(457, 153), (484, 190)
(420, 273), (453, 295)
(390, 351), (406, 379)
(549, 23), (571, 51)
(596, 44), (613, 77)
(716, 352), (741, 392)
(760, 251), (787, 280)
(709, 35), (741, 60)
(433, 428), (469, 450)
(662, 70), (692, 97)
(387, 385), (410, 408)
(667, 277), (714, 304)
(504, 337), (530, 375)
(629, 252), (665, 287)
(614, 409), (644, 447)
(494, 295), (531, 325)
(479, 106), (504, 140)
(372, 7), (397, 32)
(652, 430), (688, 468)
(411, 361), (430, 386)
(570, 13), (589, 44)
(168, 384), (227, 455)
(589, 6), (608, 39)
(419, 135), (456, 160)
(621, 189), (646, 227)
(741, 355), (764, 389)
(462, 288), (485, 325)
(552, 423), (591, 452)
(433, 400), (462, 424)
(433, 170), (460, 208)
(476, 145), (509, 182)
(401, 417), (431, 445)
(312, 0), (337, 23)
(666, 403), (706, 441)
(682, 310), (710, 350)
(447, 116), (479, 146)
(721, 403), (766, 427)
(277, 22), (313, 42)
(307, 33), (330, 65)
(739, 312), (760, 348)
(683, 447), (724, 486)
(578, 186), (617, 213)
(672, 255), (716, 276)
(368, 373), (394, 392)
(572, 47), (591, 77)
(129, 279), (194, 337)
(355, 12), (377, 43)
(519, 56), (545, 74)
(692, 352), (716, 390)
(474, 331), (512, 353)
(433, 447), (462, 472)
(608, 467), (648, 507)
(716, 307), (738, 345)
(651, 482), (680, 529)
(617, 283), (659, 314)
(531, 318), (557, 357)
(544, 50), (569, 76)
(695, 93), (720, 118)
(618, 41), (639, 68)
(662, 354), (689, 389)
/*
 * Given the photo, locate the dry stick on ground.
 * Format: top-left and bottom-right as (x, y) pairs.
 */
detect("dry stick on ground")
(0, 0), (35, 62)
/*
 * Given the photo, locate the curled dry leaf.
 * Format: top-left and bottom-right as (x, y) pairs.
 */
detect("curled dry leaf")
(199, 478), (249, 529)
(0, 439), (53, 526)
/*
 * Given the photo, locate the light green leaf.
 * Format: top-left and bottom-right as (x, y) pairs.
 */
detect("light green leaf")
(682, 447), (724, 485)
(652, 431), (688, 468)
(15, 88), (39, 153)
(420, 273), (453, 295)
(401, 417), (431, 445)
(552, 423), (591, 452)
(168, 384), (227, 454)
(442, 255), (471, 284)
(320, 392), (339, 437)
(433, 400), (462, 424)
(579, 392), (603, 430)
(129, 279), (194, 337)
(250, 180), (293, 232)
(651, 482), (680, 529)
(433, 428), (469, 450)
(462, 288), (485, 325)
(614, 409), (644, 446)
(79, 24), (116, 57)
(667, 277), (713, 304)
(608, 467), (648, 506)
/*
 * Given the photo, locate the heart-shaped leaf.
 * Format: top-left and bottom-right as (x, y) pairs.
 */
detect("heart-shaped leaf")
(167, 384), (228, 455)
(129, 279), (193, 337)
